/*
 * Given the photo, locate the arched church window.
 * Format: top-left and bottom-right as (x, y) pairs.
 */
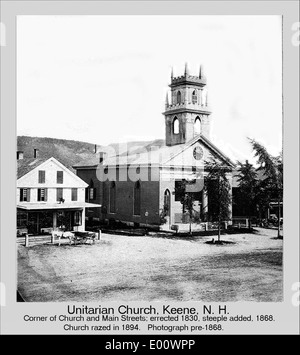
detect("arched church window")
(173, 117), (179, 135)
(164, 189), (171, 217)
(134, 181), (141, 216)
(110, 181), (116, 213)
(194, 117), (201, 135)
(177, 91), (181, 104)
(192, 90), (197, 104)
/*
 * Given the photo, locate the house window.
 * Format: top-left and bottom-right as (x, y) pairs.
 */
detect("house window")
(173, 117), (179, 134)
(71, 188), (78, 201)
(20, 188), (27, 201)
(74, 211), (82, 226)
(56, 188), (63, 201)
(192, 90), (197, 104)
(133, 181), (141, 216)
(38, 170), (45, 183)
(57, 171), (63, 184)
(37, 188), (47, 202)
(177, 91), (181, 104)
(194, 117), (201, 135)
(17, 211), (27, 227)
(20, 188), (30, 202)
(110, 181), (116, 213)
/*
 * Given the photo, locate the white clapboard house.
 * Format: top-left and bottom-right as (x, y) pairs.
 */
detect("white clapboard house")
(17, 156), (101, 235)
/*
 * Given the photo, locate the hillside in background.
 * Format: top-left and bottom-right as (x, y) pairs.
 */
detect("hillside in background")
(17, 136), (99, 172)
(17, 136), (164, 172)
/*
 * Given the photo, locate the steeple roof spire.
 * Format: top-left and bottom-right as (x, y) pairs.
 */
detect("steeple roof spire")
(184, 62), (189, 76)
(165, 92), (169, 106)
(199, 64), (203, 79)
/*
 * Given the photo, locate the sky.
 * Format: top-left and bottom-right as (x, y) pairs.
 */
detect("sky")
(17, 15), (282, 163)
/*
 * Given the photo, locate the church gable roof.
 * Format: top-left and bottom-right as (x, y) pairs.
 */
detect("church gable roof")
(160, 135), (235, 168)
(74, 135), (235, 169)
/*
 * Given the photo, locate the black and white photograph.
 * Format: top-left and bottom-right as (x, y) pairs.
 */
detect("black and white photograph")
(15, 15), (284, 303)
(1, 0), (299, 337)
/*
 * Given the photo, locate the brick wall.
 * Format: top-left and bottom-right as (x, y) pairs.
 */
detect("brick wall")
(76, 166), (160, 226)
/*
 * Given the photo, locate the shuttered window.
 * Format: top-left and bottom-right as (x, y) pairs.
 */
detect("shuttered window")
(57, 171), (63, 184)
(56, 188), (63, 201)
(38, 170), (45, 183)
(20, 188), (30, 202)
(71, 188), (78, 201)
(37, 188), (47, 202)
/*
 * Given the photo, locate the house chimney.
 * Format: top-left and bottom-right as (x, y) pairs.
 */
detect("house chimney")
(99, 152), (107, 164)
(17, 151), (24, 160)
(94, 144), (97, 154)
(33, 148), (39, 158)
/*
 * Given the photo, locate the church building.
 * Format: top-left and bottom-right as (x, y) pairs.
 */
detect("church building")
(74, 64), (235, 231)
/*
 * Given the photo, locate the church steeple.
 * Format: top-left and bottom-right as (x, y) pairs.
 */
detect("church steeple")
(163, 64), (211, 146)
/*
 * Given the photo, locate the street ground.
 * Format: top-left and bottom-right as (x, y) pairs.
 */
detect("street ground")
(17, 228), (283, 302)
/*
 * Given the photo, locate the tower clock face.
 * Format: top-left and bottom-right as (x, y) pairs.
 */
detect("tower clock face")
(193, 146), (204, 160)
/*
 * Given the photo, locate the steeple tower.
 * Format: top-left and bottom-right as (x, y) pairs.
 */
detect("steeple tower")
(163, 64), (211, 146)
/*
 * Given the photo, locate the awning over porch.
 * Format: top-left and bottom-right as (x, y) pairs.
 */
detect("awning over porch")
(17, 202), (102, 211)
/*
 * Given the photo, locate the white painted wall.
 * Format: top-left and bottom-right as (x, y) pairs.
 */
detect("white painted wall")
(166, 141), (208, 168)
(17, 187), (86, 204)
(17, 158), (87, 204)
(17, 158), (88, 188)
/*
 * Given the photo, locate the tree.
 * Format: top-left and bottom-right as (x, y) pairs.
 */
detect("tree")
(255, 177), (273, 223)
(182, 191), (196, 235)
(174, 180), (197, 235)
(159, 203), (169, 225)
(235, 160), (258, 229)
(249, 139), (283, 238)
(205, 157), (232, 242)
